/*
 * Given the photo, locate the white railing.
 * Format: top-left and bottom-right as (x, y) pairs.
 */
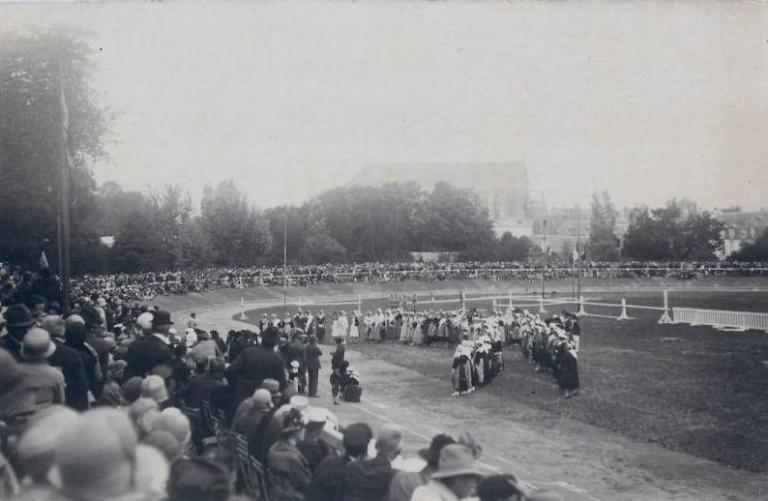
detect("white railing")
(672, 307), (768, 332)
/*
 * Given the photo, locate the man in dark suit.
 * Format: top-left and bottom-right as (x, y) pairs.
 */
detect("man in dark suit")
(305, 335), (322, 397)
(306, 422), (372, 501)
(285, 333), (307, 394)
(125, 310), (174, 379)
(343, 425), (402, 501)
(226, 325), (287, 411)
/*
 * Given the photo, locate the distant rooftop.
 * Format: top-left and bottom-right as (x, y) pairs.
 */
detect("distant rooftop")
(350, 162), (528, 190)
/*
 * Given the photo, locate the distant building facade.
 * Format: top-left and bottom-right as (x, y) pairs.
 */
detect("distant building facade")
(351, 162), (533, 237)
(714, 209), (768, 258)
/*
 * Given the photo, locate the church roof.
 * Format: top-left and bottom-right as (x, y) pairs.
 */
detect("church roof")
(350, 162), (528, 191)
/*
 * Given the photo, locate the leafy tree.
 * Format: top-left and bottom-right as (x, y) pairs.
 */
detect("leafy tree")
(623, 200), (723, 260)
(730, 229), (768, 261)
(110, 210), (166, 272)
(415, 182), (496, 253)
(587, 192), (620, 260)
(264, 205), (310, 265)
(94, 182), (147, 237)
(497, 232), (534, 261)
(298, 220), (347, 264)
(200, 181), (272, 266)
(0, 30), (108, 273)
(680, 210), (724, 259)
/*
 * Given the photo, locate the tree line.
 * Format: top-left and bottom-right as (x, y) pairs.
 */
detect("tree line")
(3, 30), (760, 276)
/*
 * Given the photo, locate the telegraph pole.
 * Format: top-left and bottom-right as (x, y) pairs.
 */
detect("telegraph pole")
(57, 61), (71, 312)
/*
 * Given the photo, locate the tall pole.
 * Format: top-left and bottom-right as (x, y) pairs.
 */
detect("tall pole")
(283, 208), (288, 315)
(576, 207), (582, 305)
(57, 62), (71, 312)
(541, 219), (547, 300)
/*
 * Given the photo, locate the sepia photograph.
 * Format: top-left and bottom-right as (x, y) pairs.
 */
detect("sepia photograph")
(0, 1), (767, 500)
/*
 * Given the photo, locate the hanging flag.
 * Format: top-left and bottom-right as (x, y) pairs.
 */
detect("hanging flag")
(40, 251), (50, 270)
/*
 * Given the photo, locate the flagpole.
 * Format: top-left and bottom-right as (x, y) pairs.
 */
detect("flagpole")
(283, 207), (288, 315)
(58, 61), (71, 312)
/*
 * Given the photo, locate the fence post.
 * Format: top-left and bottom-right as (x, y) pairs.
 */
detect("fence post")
(239, 297), (246, 320)
(357, 294), (362, 316)
(617, 298), (630, 320)
(460, 291), (465, 311)
(538, 295), (547, 314)
(508, 290), (513, 311)
(658, 290), (673, 324)
(577, 296), (586, 316)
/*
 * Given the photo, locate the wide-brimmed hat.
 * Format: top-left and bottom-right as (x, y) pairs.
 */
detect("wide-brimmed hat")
(52, 409), (138, 500)
(431, 444), (482, 479)
(21, 328), (56, 360)
(141, 375), (169, 404)
(3, 304), (36, 328)
(152, 408), (191, 445)
(151, 310), (173, 327)
(418, 433), (456, 466)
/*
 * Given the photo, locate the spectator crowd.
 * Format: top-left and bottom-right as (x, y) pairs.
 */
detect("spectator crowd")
(3, 260), (767, 307)
(0, 275), (571, 500)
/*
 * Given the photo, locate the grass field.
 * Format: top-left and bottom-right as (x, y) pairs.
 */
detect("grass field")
(243, 289), (768, 472)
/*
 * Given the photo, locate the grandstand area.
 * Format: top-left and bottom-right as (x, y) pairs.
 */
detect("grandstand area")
(150, 276), (768, 501)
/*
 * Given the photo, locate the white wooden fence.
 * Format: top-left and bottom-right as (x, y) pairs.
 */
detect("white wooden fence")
(672, 307), (768, 332)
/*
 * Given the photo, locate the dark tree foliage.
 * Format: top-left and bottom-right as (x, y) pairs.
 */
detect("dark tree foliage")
(200, 181), (272, 267)
(623, 200), (724, 260)
(587, 191), (620, 261)
(265, 181), (498, 264)
(0, 30), (108, 273)
(731, 229), (768, 261)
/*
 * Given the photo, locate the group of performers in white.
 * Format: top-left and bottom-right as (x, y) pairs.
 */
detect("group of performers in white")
(256, 303), (581, 399)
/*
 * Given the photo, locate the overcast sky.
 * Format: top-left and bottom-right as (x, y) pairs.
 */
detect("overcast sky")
(3, 1), (767, 211)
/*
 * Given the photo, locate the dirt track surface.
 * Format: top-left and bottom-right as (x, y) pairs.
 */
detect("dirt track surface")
(165, 289), (768, 501)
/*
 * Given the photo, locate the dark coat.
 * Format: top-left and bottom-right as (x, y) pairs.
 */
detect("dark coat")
(331, 346), (345, 370)
(267, 439), (312, 501)
(306, 344), (322, 371)
(125, 335), (173, 379)
(226, 345), (287, 408)
(306, 456), (350, 501)
(285, 341), (307, 369)
(556, 350), (580, 391)
(343, 454), (395, 501)
(179, 373), (227, 408)
(48, 341), (90, 411)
